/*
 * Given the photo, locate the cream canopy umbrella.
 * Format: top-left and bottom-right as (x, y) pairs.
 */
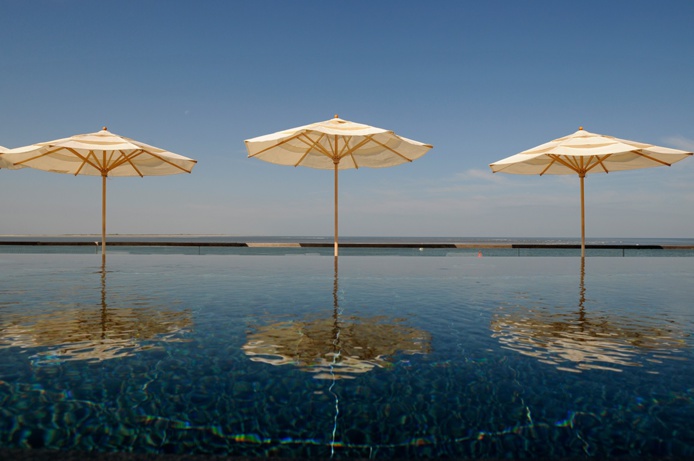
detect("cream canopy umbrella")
(3, 127), (197, 259)
(490, 128), (693, 257)
(245, 116), (433, 256)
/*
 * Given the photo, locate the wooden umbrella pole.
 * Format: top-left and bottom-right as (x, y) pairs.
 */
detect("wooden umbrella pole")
(580, 173), (586, 258)
(102, 174), (107, 259)
(334, 160), (339, 257)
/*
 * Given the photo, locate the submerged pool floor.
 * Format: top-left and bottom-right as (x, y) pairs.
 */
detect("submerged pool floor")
(1, 254), (693, 459)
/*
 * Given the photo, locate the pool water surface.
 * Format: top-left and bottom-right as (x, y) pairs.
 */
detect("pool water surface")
(1, 254), (693, 459)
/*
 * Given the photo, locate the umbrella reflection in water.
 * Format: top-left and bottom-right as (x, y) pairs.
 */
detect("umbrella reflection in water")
(0, 265), (192, 364)
(242, 257), (431, 455)
(491, 258), (688, 373)
(243, 257), (431, 380)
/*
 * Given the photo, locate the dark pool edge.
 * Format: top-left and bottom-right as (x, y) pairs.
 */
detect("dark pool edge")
(1, 241), (693, 250)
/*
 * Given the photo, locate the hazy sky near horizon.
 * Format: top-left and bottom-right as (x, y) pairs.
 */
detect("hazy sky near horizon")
(1, 1), (693, 239)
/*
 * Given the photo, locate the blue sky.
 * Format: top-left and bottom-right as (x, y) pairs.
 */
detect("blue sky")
(1, 1), (693, 239)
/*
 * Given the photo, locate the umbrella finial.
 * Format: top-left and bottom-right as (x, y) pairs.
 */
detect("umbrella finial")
(579, 126), (583, 130)
(102, 126), (108, 131)
(334, 114), (339, 119)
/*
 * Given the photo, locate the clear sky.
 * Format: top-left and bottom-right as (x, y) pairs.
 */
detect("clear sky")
(1, 1), (693, 239)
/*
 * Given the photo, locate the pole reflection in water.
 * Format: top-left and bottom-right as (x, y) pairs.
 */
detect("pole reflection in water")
(491, 257), (688, 373)
(0, 262), (192, 364)
(242, 256), (432, 456)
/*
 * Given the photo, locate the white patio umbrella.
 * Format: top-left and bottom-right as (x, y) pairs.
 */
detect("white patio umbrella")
(3, 127), (197, 259)
(245, 115), (433, 256)
(490, 127), (692, 257)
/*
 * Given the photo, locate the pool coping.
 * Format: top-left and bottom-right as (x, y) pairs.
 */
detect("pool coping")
(1, 241), (692, 250)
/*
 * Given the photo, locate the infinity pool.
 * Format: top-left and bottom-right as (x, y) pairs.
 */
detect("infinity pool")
(1, 254), (693, 459)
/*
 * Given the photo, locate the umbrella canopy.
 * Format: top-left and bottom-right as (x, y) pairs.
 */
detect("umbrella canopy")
(3, 127), (197, 259)
(245, 116), (433, 256)
(490, 128), (693, 256)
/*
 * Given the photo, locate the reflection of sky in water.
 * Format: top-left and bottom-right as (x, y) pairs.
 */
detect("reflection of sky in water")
(0, 254), (693, 459)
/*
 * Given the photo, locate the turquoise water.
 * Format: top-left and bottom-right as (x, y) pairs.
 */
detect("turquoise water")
(1, 254), (693, 459)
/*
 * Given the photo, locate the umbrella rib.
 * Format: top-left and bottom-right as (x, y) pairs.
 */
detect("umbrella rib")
(335, 135), (396, 169)
(105, 150), (117, 172)
(112, 150), (145, 177)
(348, 152), (359, 169)
(539, 159), (556, 176)
(248, 131), (336, 165)
(75, 149), (103, 175)
(547, 154), (581, 174)
(367, 136), (413, 163)
(336, 136), (375, 169)
(142, 150), (195, 173)
(548, 154), (613, 175)
(13, 149), (56, 166)
(247, 132), (330, 159)
(14, 146), (99, 173)
(634, 151), (675, 167)
(337, 136), (371, 158)
(587, 155), (611, 174)
(296, 133), (334, 164)
(246, 136), (302, 158)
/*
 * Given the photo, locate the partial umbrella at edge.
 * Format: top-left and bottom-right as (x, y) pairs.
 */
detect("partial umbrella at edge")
(3, 127), (197, 260)
(489, 127), (692, 257)
(0, 145), (25, 170)
(244, 116), (433, 256)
